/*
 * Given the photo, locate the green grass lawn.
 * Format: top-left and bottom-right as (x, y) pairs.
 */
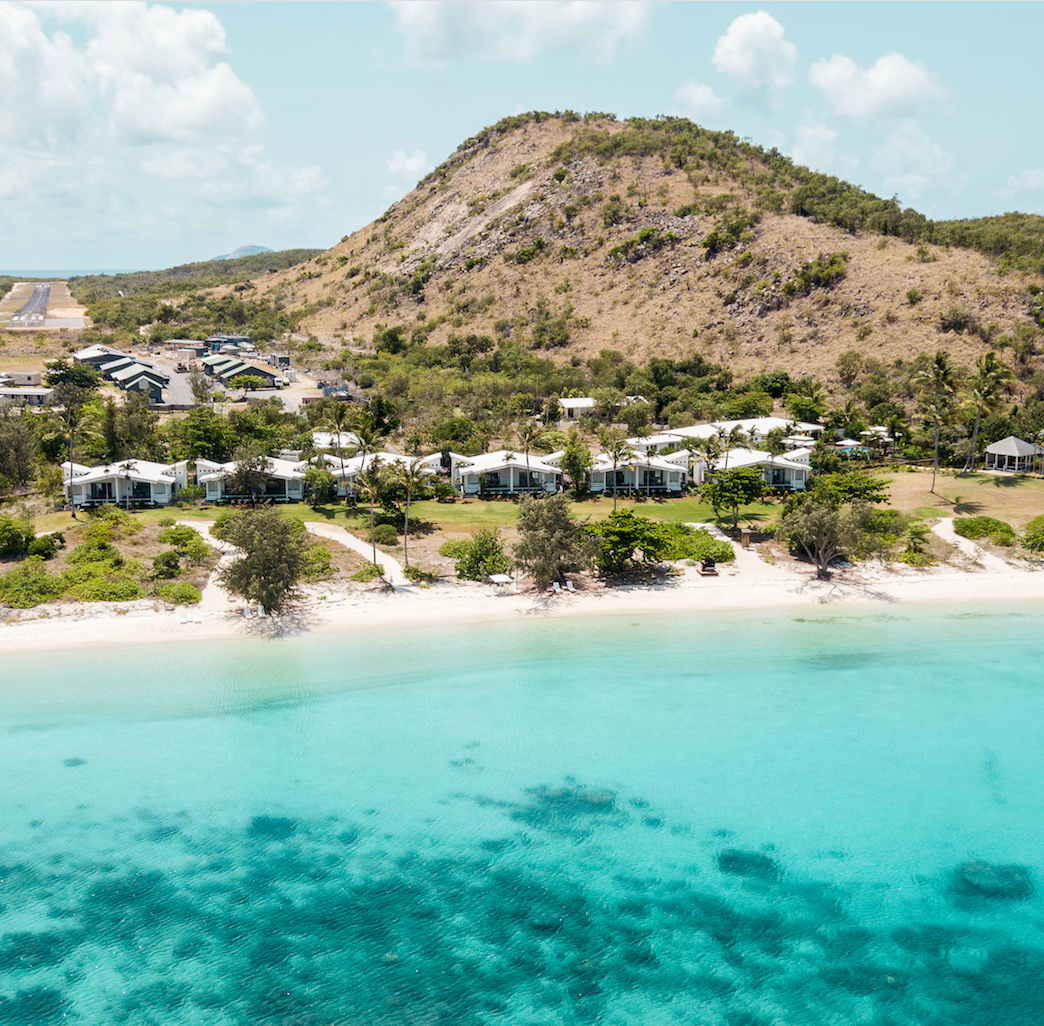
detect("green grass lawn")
(34, 493), (784, 538)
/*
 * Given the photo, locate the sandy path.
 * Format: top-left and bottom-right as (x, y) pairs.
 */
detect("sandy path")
(304, 521), (409, 586)
(931, 518), (1013, 572)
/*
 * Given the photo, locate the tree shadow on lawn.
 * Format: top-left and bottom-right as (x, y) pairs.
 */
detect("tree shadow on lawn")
(933, 494), (987, 516)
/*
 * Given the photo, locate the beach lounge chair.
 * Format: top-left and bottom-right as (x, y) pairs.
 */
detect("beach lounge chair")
(179, 609), (187, 624)
(243, 606), (253, 618)
(566, 581), (577, 593)
(551, 581), (563, 595)
(257, 606), (266, 618)
(192, 611), (202, 623)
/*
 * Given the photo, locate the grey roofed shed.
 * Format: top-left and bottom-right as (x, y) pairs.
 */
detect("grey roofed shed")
(984, 436), (1042, 473)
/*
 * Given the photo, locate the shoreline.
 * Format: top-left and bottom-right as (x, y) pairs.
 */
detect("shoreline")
(4, 557), (1044, 656)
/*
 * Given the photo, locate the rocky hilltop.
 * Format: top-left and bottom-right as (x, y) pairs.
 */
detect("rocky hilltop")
(247, 113), (1043, 397)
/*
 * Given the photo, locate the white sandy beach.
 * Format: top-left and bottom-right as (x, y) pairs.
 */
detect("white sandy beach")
(3, 519), (1043, 655)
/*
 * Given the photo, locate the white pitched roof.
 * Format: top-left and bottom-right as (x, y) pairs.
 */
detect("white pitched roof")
(455, 450), (561, 477)
(196, 456), (306, 483)
(713, 448), (809, 473)
(986, 435), (1041, 457)
(66, 459), (180, 485)
(558, 397), (596, 410)
(592, 450), (684, 473)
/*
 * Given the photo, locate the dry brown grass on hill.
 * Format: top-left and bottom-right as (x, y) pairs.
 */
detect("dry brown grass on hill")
(241, 116), (1038, 397)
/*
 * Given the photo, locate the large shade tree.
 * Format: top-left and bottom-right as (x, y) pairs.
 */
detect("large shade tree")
(218, 508), (307, 611)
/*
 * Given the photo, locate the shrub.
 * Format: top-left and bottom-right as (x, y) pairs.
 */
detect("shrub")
(1023, 514), (1044, 552)
(906, 288), (923, 305)
(210, 510), (241, 540)
(158, 525), (201, 549)
(26, 536), (57, 559)
(953, 516), (1016, 545)
(656, 524), (735, 563)
(151, 550), (181, 579)
(158, 517), (175, 527)
(0, 514), (34, 557)
(450, 528), (511, 581)
(155, 582), (201, 604)
(403, 564), (438, 583)
(438, 539), (471, 559)
(372, 523), (399, 546)
(350, 563), (384, 583)
(303, 544), (333, 580)
(66, 541), (122, 564)
(0, 557), (65, 607)
(61, 562), (144, 602)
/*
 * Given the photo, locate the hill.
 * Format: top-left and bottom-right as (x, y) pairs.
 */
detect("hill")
(241, 113), (1043, 396)
(69, 248), (323, 302)
(214, 245), (274, 260)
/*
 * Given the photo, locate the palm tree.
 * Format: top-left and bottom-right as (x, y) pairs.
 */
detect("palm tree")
(355, 456), (387, 566)
(395, 458), (428, 568)
(514, 420), (540, 495)
(962, 352), (1013, 473)
(348, 411), (385, 506)
(324, 401), (354, 497)
(688, 435), (722, 489)
(913, 350), (960, 492)
(714, 425), (746, 469)
(598, 425), (632, 510)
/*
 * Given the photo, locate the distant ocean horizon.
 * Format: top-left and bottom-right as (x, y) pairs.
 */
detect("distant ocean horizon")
(1, 269), (152, 279)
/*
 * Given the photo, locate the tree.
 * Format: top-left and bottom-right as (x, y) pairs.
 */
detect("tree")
(809, 470), (889, 507)
(229, 374), (267, 400)
(187, 368), (212, 403)
(513, 494), (597, 588)
(304, 466), (337, 506)
(597, 425), (632, 511)
(0, 407), (38, 489)
(228, 444), (272, 505)
(217, 508), (307, 611)
(962, 352), (1013, 473)
(713, 425), (746, 469)
(354, 456), (387, 565)
(324, 401), (355, 495)
(913, 350), (960, 492)
(395, 458), (429, 567)
(701, 467), (767, 529)
(560, 429), (593, 493)
(514, 420), (541, 494)
(776, 498), (871, 579)
(586, 510), (670, 575)
(451, 528), (511, 580)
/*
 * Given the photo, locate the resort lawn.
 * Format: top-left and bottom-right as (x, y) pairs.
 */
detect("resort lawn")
(880, 469), (1044, 530)
(33, 494), (784, 538)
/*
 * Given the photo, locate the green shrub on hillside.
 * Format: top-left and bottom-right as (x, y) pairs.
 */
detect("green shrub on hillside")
(656, 523), (735, 563)
(0, 514), (34, 557)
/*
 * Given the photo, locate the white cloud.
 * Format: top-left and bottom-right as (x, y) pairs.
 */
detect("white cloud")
(712, 11), (796, 108)
(387, 148), (434, 181)
(673, 80), (724, 121)
(875, 122), (954, 200)
(789, 117), (838, 172)
(995, 168), (1044, 199)
(809, 52), (946, 119)
(388, 0), (649, 64)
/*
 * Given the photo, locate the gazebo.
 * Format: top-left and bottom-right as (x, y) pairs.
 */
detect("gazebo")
(984, 436), (1042, 473)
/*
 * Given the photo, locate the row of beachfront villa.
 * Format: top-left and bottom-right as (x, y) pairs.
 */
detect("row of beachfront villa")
(60, 437), (810, 512)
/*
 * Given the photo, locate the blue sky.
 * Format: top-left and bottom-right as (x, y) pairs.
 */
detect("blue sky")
(2, 1), (1042, 270)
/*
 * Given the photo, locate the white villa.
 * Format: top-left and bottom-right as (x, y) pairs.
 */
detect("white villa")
(558, 397), (596, 420)
(324, 451), (432, 498)
(453, 450), (562, 496)
(590, 449), (688, 495)
(62, 459), (190, 508)
(634, 416), (822, 450)
(707, 447), (810, 490)
(196, 457), (306, 503)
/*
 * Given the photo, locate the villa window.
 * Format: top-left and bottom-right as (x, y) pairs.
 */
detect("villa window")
(132, 481), (151, 499)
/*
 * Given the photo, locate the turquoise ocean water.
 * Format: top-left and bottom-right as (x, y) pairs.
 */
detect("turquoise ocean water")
(2, 603), (1044, 1024)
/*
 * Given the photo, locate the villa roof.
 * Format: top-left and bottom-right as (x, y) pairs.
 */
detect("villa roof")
(66, 459), (180, 485)
(985, 435), (1041, 457)
(455, 449), (561, 476)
